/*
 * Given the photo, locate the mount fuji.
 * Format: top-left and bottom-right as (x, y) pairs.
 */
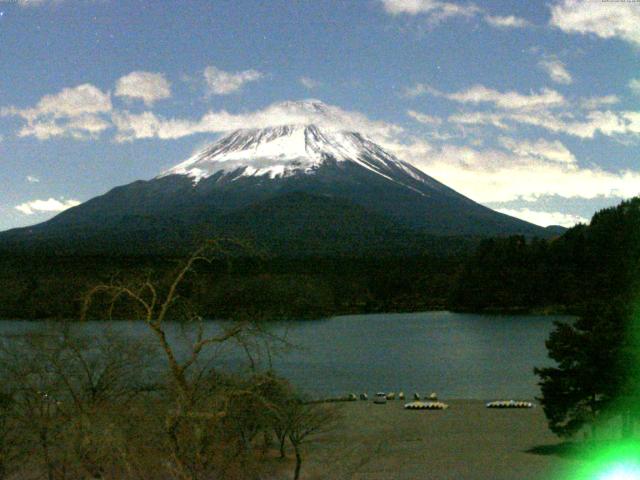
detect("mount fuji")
(0, 105), (553, 256)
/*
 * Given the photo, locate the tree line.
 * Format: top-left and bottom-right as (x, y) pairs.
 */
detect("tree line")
(0, 253), (462, 321)
(450, 199), (640, 313)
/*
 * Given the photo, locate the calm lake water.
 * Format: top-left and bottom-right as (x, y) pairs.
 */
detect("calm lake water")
(0, 311), (570, 400)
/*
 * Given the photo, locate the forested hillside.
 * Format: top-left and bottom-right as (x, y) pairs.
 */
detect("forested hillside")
(449, 198), (640, 312)
(0, 254), (462, 320)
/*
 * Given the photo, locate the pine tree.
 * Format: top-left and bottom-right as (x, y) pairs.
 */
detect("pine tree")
(535, 302), (632, 438)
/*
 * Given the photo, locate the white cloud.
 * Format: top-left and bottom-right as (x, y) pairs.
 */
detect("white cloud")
(448, 111), (511, 130)
(354, 83), (639, 202)
(1, 83), (112, 140)
(495, 208), (588, 227)
(380, 0), (532, 29)
(380, 0), (480, 22)
(14, 119), (68, 140)
(15, 114), (111, 140)
(112, 111), (203, 142)
(579, 95), (619, 109)
(382, 137), (434, 161)
(400, 141), (640, 203)
(15, 198), (80, 215)
(437, 84), (638, 140)
(401, 83), (439, 98)
(550, 0), (640, 47)
(203, 65), (264, 95)
(404, 83), (567, 111)
(630, 78), (640, 96)
(407, 110), (442, 125)
(425, 85), (628, 136)
(445, 85), (566, 110)
(26, 175), (40, 183)
(16, 0), (100, 6)
(381, 0), (449, 15)
(401, 143), (640, 204)
(16, 0), (63, 6)
(484, 15), (530, 28)
(7, 83), (112, 120)
(112, 99), (404, 143)
(498, 137), (576, 164)
(448, 110), (640, 139)
(538, 57), (573, 85)
(506, 109), (640, 139)
(115, 71), (171, 106)
(300, 77), (321, 89)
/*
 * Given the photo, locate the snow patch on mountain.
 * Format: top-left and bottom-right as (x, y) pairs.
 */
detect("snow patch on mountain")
(161, 123), (434, 195)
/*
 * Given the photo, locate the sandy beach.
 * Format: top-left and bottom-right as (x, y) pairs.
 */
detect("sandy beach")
(300, 399), (583, 480)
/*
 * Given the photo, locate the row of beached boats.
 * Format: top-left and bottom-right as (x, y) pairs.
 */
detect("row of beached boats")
(403, 401), (449, 410)
(362, 392), (440, 403)
(370, 392), (447, 409)
(353, 392), (534, 410)
(485, 400), (534, 409)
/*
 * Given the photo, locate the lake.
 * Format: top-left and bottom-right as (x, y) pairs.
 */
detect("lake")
(0, 311), (569, 400)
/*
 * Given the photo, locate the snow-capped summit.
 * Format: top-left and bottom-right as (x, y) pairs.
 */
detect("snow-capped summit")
(161, 123), (436, 195)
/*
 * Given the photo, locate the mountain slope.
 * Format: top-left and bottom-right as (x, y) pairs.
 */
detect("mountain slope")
(0, 116), (551, 256)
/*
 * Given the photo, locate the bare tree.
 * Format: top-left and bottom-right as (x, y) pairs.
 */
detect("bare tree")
(283, 400), (339, 480)
(0, 323), (158, 480)
(81, 240), (253, 398)
(0, 332), (69, 480)
(80, 239), (277, 480)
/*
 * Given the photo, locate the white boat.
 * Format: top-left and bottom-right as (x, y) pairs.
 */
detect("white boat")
(374, 392), (387, 404)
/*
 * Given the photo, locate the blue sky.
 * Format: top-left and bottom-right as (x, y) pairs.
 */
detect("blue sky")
(1, 0), (639, 230)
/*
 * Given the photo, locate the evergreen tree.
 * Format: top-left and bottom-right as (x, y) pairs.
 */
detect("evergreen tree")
(535, 302), (633, 438)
